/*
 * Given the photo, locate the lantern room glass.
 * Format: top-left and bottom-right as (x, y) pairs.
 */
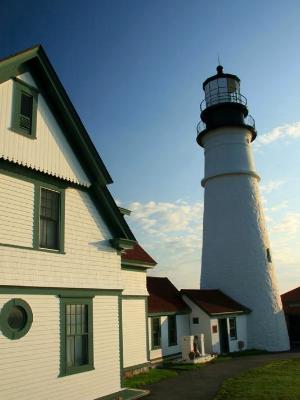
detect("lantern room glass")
(204, 77), (240, 107)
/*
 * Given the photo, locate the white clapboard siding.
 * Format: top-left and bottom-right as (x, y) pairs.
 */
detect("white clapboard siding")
(0, 177), (122, 290)
(182, 295), (212, 354)
(0, 73), (90, 187)
(0, 174), (34, 247)
(0, 294), (121, 400)
(149, 314), (190, 360)
(121, 269), (148, 296)
(122, 298), (148, 368)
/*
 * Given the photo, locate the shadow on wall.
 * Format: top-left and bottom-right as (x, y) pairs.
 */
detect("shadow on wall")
(89, 240), (112, 251)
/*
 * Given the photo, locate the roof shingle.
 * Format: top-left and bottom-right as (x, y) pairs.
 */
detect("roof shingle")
(181, 289), (250, 315)
(281, 287), (300, 315)
(147, 277), (190, 314)
(122, 244), (157, 266)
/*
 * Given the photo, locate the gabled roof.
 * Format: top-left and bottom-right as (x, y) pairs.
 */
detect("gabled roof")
(122, 243), (157, 267)
(281, 287), (300, 315)
(147, 277), (190, 314)
(181, 289), (250, 316)
(0, 45), (135, 242)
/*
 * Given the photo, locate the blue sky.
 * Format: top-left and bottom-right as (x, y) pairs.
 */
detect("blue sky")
(1, 0), (300, 292)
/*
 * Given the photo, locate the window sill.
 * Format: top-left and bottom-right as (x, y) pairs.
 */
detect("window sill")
(151, 346), (161, 350)
(37, 246), (65, 255)
(0, 242), (65, 254)
(9, 127), (36, 140)
(58, 364), (95, 378)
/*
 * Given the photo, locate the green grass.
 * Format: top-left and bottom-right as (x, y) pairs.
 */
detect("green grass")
(224, 349), (269, 357)
(124, 368), (177, 388)
(215, 358), (300, 400)
(213, 349), (269, 363)
(162, 361), (206, 371)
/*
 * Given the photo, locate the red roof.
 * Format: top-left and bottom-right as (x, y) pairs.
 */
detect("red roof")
(147, 277), (190, 314)
(281, 287), (300, 303)
(281, 287), (300, 315)
(180, 289), (250, 315)
(121, 243), (157, 266)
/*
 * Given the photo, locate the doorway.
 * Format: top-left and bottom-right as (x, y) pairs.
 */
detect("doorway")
(288, 315), (300, 344)
(218, 318), (229, 353)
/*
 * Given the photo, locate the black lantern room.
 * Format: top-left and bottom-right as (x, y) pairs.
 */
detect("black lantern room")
(197, 66), (256, 146)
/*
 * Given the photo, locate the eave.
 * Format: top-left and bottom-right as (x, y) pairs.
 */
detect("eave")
(0, 45), (136, 241)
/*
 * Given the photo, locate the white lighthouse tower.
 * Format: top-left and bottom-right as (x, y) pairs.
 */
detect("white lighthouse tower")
(197, 66), (290, 351)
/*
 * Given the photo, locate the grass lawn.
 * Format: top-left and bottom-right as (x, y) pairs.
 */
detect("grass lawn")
(215, 358), (300, 400)
(124, 368), (177, 388)
(124, 350), (271, 389)
(214, 349), (269, 363)
(163, 362), (206, 371)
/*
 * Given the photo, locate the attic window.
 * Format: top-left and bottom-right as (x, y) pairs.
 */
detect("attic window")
(11, 79), (38, 138)
(266, 248), (272, 263)
(20, 92), (33, 131)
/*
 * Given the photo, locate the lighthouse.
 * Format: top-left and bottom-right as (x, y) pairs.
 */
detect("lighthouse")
(197, 66), (290, 351)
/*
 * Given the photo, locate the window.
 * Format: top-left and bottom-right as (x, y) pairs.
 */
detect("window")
(11, 79), (38, 137)
(168, 315), (177, 346)
(34, 184), (65, 252)
(229, 317), (237, 340)
(0, 298), (33, 340)
(151, 317), (161, 349)
(192, 317), (199, 324)
(60, 297), (94, 376)
(266, 248), (272, 263)
(39, 188), (60, 250)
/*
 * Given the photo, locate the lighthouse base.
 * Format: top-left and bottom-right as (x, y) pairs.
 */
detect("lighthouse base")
(200, 174), (290, 352)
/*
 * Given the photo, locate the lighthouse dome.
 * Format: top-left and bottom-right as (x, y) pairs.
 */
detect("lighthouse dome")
(197, 66), (256, 146)
(203, 65), (242, 108)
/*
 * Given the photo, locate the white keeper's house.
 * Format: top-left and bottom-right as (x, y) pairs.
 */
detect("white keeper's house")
(0, 45), (156, 400)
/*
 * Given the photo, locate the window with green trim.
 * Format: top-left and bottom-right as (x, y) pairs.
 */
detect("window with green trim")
(39, 188), (60, 250)
(168, 315), (177, 347)
(151, 317), (161, 349)
(11, 79), (38, 138)
(60, 297), (94, 376)
(34, 184), (65, 252)
(0, 298), (33, 340)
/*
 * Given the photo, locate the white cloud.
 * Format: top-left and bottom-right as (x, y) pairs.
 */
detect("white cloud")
(260, 180), (286, 194)
(128, 200), (203, 235)
(256, 122), (300, 146)
(124, 200), (203, 289)
(271, 212), (300, 236)
(123, 199), (299, 292)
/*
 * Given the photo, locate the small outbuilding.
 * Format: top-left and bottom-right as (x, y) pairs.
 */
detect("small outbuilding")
(146, 277), (251, 361)
(181, 289), (250, 354)
(281, 287), (300, 346)
(147, 277), (190, 363)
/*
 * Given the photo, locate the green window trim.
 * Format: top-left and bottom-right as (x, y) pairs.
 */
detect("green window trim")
(33, 182), (65, 253)
(151, 317), (161, 350)
(59, 297), (94, 377)
(168, 315), (177, 347)
(11, 78), (38, 138)
(0, 298), (33, 340)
